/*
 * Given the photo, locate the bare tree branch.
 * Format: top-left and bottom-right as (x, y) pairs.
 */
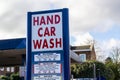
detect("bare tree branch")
(84, 39), (104, 61)
(110, 47), (120, 64)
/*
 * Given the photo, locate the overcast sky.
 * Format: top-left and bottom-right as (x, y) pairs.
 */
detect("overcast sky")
(0, 0), (120, 60)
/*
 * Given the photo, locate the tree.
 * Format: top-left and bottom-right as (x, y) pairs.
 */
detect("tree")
(105, 61), (120, 80)
(0, 75), (10, 80)
(10, 73), (20, 80)
(84, 39), (105, 61)
(105, 56), (120, 80)
(110, 46), (120, 79)
(71, 61), (115, 80)
(110, 47), (120, 64)
(105, 57), (113, 64)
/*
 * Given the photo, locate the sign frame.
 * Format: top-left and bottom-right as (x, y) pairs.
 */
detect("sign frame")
(26, 8), (70, 80)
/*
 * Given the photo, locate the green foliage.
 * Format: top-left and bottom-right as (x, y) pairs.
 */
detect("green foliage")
(105, 57), (113, 64)
(0, 73), (20, 80)
(105, 61), (120, 80)
(10, 73), (20, 80)
(0, 75), (10, 80)
(71, 61), (115, 80)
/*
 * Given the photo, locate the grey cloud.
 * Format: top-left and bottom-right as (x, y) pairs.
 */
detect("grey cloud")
(0, 0), (120, 38)
(0, 0), (51, 38)
(69, 0), (120, 34)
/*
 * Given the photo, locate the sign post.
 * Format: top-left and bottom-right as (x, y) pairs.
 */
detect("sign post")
(26, 8), (70, 80)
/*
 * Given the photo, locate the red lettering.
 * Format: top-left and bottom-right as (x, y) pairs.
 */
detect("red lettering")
(40, 16), (46, 25)
(44, 27), (50, 37)
(51, 27), (56, 36)
(38, 27), (43, 37)
(33, 14), (60, 26)
(33, 17), (39, 26)
(56, 38), (62, 48)
(47, 15), (53, 24)
(33, 40), (42, 49)
(42, 39), (48, 48)
(33, 38), (62, 50)
(55, 15), (60, 24)
(50, 38), (54, 48)
(38, 27), (56, 37)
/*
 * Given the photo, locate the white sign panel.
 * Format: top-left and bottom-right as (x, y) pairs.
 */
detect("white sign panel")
(32, 12), (63, 52)
(33, 75), (62, 80)
(34, 63), (61, 74)
(34, 53), (60, 61)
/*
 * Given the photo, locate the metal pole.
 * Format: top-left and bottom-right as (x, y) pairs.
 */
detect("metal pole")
(71, 74), (74, 80)
(93, 63), (96, 80)
(97, 69), (100, 80)
(98, 69), (100, 80)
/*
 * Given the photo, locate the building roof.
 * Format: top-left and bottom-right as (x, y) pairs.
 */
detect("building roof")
(0, 38), (26, 66)
(71, 45), (94, 52)
(0, 38), (26, 50)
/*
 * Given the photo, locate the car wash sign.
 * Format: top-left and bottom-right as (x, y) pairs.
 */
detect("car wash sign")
(27, 8), (70, 80)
